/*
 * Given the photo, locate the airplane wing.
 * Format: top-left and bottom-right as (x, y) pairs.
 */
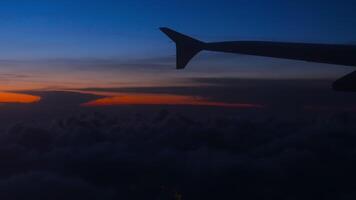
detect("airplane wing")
(160, 27), (356, 91)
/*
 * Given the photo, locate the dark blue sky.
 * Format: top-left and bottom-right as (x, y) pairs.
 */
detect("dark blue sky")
(0, 0), (356, 92)
(0, 0), (355, 59)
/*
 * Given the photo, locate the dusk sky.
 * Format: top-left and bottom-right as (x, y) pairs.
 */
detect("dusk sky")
(0, 0), (356, 107)
(2, 2), (356, 199)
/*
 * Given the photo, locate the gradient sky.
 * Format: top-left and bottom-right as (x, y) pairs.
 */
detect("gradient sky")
(1, 0), (356, 59)
(0, 0), (356, 100)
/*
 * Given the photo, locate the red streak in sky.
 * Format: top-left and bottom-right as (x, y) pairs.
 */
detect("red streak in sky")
(82, 93), (263, 108)
(0, 92), (41, 104)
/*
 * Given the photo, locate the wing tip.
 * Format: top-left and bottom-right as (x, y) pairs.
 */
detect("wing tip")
(160, 27), (203, 69)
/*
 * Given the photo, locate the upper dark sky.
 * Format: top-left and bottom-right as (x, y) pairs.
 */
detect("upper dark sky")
(0, 0), (355, 95)
(0, 0), (355, 59)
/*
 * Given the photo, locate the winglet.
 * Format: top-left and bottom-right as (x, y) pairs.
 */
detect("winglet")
(160, 27), (204, 69)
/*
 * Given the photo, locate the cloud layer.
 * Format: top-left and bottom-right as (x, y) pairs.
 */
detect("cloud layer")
(0, 108), (355, 199)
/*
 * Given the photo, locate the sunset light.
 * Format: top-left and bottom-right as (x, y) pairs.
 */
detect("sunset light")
(82, 93), (263, 108)
(0, 92), (41, 104)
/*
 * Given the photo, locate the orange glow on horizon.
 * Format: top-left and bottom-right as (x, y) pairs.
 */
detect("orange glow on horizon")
(82, 93), (263, 108)
(0, 92), (41, 104)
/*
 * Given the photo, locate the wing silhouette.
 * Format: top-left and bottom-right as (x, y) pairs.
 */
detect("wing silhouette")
(161, 27), (356, 91)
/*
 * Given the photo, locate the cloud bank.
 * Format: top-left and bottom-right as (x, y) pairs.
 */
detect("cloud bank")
(0, 109), (355, 199)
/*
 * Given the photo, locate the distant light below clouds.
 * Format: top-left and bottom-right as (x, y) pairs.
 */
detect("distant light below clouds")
(0, 92), (40, 104)
(82, 93), (263, 108)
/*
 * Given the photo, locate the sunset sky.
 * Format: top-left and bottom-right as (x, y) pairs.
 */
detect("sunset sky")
(2, 2), (356, 199)
(0, 0), (356, 107)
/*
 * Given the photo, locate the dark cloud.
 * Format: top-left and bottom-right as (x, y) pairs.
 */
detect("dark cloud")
(31, 91), (98, 107)
(0, 107), (356, 199)
(0, 57), (173, 71)
(0, 73), (33, 83)
(0, 73), (31, 79)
